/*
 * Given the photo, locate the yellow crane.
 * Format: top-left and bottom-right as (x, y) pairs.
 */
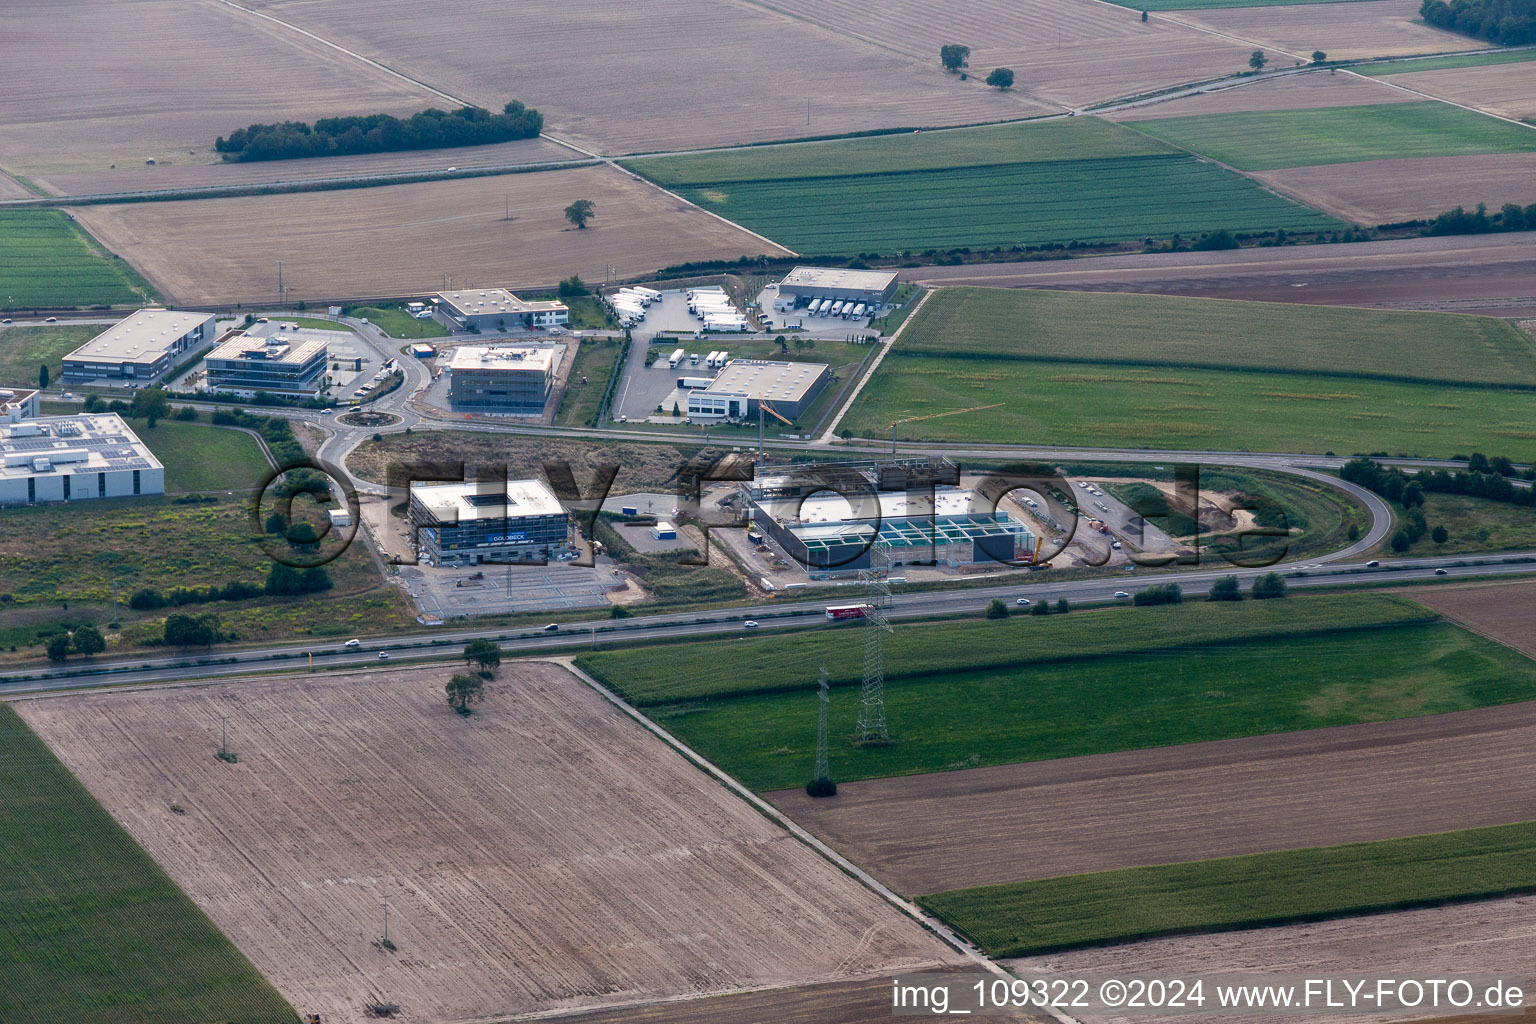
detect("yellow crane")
(889, 403), (1003, 456)
(757, 399), (793, 459)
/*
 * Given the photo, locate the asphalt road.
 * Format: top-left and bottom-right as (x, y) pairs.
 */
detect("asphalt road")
(5, 550), (1529, 694)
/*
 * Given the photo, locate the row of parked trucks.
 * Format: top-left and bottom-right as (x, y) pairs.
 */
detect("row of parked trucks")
(804, 297), (867, 320)
(665, 349), (733, 371)
(604, 286), (663, 327)
(687, 287), (749, 334)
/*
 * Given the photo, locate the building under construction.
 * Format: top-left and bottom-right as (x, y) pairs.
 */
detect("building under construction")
(743, 457), (1033, 573)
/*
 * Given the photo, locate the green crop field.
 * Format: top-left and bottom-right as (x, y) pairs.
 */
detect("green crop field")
(890, 288), (1536, 387)
(626, 117), (1335, 253)
(0, 705), (298, 1024)
(666, 156), (1337, 254)
(1354, 50), (1536, 76)
(842, 287), (1536, 459)
(131, 418), (272, 494)
(0, 210), (152, 308)
(626, 118), (1176, 184)
(1128, 101), (1536, 171)
(575, 595), (1536, 791)
(0, 322), (100, 386)
(921, 819), (1536, 956)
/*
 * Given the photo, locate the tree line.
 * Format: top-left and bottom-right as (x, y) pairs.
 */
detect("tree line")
(1420, 0), (1536, 45)
(1423, 202), (1536, 236)
(215, 101), (544, 162)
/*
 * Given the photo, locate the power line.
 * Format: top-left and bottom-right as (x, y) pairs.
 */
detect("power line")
(813, 663), (830, 783)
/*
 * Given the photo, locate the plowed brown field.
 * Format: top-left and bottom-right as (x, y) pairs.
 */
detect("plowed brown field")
(1254, 153), (1536, 223)
(69, 165), (783, 305)
(14, 663), (961, 1024)
(770, 701), (1536, 896)
(1110, 71), (1410, 121)
(1168, 0), (1467, 61)
(1388, 62), (1536, 122)
(1009, 893), (1536, 1024)
(1407, 580), (1536, 659)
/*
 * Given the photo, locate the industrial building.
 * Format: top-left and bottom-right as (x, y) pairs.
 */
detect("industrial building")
(744, 458), (1033, 573)
(773, 266), (898, 312)
(448, 345), (559, 414)
(0, 388), (40, 424)
(203, 333), (329, 397)
(409, 479), (572, 565)
(62, 309), (218, 383)
(433, 289), (569, 331)
(0, 414), (164, 506)
(685, 359), (829, 423)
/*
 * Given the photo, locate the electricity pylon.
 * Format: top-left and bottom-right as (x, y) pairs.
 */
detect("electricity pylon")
(813, 664), (830, 784)
(854, 549), (894, 742)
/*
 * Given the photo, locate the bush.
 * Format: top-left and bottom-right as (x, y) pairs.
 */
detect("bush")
(71, 624), (106, 656)
(1252, 572), (1288, 599)
(1391, 529), (1411, 553)
(805, 776), (837, 798)
(128, 587), (166, 610)
(1029, 601), (1050, 616)
(1055, 598), (1070, 614)
(1432, 525), (1449, 544)
(611, 604), (631, 618)
(46, 634), (70, 662)
(1134, 583), (1184, 606)
(1209, 575), (1243, 601)
(985, 598), (1009, 619)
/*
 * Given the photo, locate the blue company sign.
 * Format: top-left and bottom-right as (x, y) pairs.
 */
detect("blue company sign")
(484, 532), (527, 543)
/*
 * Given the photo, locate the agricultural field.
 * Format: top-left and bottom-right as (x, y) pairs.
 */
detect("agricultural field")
(652, 159), (1337, 254)
(1254, 152), (1536, 222)
(15, 664), (965, 1023)
(1127, 101), (1536, 171)
(0, 322), (101, 386)
(734, 0), (1255, 110)
(1112, 0), (1381, 10)
(0, 0), (444, 182)
(1381, 62), (1536, 121)
(233, 0), (1056, 154)
(68, 165), (780, 306)
(1354, 49), (1536, 75)
(0, 211), (151, 308)
(1165, 0), (1469, 60)
(772, 699), (1536, 895)
(1012, 893), (1536, 1024)
(923, 819), (1536, 957)
(0, 703), (296, 1024)
(843, 287), (1536, 457)
(1109, 70), (1411, 120)
(1409, 578), (1536, 660)
(573, 594), (1536, 793)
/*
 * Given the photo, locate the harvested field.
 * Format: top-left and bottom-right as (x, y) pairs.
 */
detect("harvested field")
(1168, 0), (1468, 60)
(14, 664), (962, 1023)
(1387, 61), (1536, 121)
(69, 166), (780, 306)
(1255, 152), (1536, 222)
(1407, 579), (1536, 660)
(1110, 70), (1411, 120)
(0, 0), (442, 180)
(739, 0), (1255, 110)
(901, 232), (1536, 313)
(770, 700), (1536, 896)
(1009, 893), (1536, 1024)
(0, 173), (35, 201)
(234, 0), (1056, 154)
(35, 137), (581, 199)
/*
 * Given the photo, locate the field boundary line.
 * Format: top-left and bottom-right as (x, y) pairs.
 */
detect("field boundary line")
(623, 167), (798, 258)
(554, 657), (1080, 1022)
(820, 287), (936, 442)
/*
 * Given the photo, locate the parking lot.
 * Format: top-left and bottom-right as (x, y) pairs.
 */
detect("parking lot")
(399, 561), (626, 618)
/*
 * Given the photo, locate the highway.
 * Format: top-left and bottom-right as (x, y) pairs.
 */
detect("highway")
(4, 549), (1530, 694)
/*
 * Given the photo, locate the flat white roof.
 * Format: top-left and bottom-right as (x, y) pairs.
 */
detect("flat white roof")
(779, 265), (898, 292)
(758, 487), (978, 524)
(436, 289), (567, 317)
(411, 479), (565, 522)
(208, 333), (329, 365)
(703, 359), (828, 403)
(0, 388), (38, 412)
(0, 414), (162, 480)
(449, 346), (557, 373)
(66, 310), (214, 365)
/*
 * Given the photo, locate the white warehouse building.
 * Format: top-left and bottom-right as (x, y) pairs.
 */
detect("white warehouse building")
(0, 414), (164, 506)
(62, 309), (218, 383)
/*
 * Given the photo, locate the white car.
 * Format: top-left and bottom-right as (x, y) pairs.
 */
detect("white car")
(378, 651), (390, 660)
(1015, 598), (1031, 606)
(1435, 568), (1449, 575)
(344, 638), (361, 648)
(1114, 591), (1130, 599)
(1366, 560), (1380, 567)
(743, 620), (759, 628)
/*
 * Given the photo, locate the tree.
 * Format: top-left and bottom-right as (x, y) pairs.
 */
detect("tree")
(71, 624), (106, 656)
(1134, 583), (1183, 606)
(265, 512), (288, 534)
(1029, 601), (1050, 616)
(130, 386), (172, 428)
(46, 634), (70, 662)
(985, 67), (1015, 90)
(557, 274), (589, 297)
(286, 521), (320, 549)
(611, 604), (631, 618)
(1209, 575), (1243, 601)
(164, 613), (220, 647)
(1432, 525), (1449, 544)
(1142, 9), (1149, 20)
(1391, 528), (1411, 553)
(984, 598), (1009, 619)
(1252, 572), (1288, 599)
(446, 673), (485, 715)
(1401, 481), (1425, 509)
(1249, 50), (1268, 71)
(940, 44), (971, 72)
(463, 638), (502, 673)
(1055, 597), (1070, 614)
(1312, 49), (1327, 63)
(564, 199), (595, 229)
(39, 364), (50, 390)
(671, 401), (681, 417)
(805, 777), (837, 797)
